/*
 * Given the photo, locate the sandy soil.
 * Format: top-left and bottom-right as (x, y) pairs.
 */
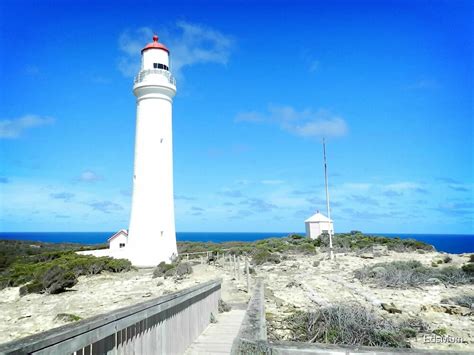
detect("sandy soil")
(0, 261), (249, 345)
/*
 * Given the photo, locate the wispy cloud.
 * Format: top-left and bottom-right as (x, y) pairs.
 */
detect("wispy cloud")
(78, 170), (102, 183)
(0, 115), (55, 139)
(50, 192), (75, 202)
(350, 195), (379, 206)
(87, 200), (123, 214)
(118, 22), (233, 78)
(218, 189), (244, 198)
(235, 105), (348, 138)
(384, 182), (428, 194)
(448, 185), (469, 192)
(240, 198), (277, 212)
(230, 210), (253, 219)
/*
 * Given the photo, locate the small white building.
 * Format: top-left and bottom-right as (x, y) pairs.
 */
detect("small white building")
(305, 211), (334, 239)
(108, 229), (128, 250)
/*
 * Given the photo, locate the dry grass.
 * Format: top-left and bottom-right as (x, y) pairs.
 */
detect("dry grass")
(354, 260), (472, 288)
(283, 303), (417, 348)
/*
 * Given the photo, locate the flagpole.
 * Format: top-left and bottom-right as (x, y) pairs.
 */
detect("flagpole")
(323, 137), (334, 260)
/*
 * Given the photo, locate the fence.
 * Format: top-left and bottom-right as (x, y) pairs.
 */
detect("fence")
(0, 279), (221, 355)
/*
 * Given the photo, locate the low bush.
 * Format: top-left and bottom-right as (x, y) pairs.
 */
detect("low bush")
(252, 250), (281, 265)
(354, 260), (472, 288)
(176, 262), (193, 277)
(153, 262), (176, 278)
(284, 303), (411, 348)
(469, 254), (474, 263)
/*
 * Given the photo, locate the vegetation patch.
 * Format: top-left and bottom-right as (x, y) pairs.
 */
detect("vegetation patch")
(0, 251), (132, 295)
(152, 261), (193, 279)
(252, 250), (281, 265)
(354, 260), (473, 288)
(218, 299), (231, 313)
(0, 239), (107, 273)
(283, 303), (419, 348)
(54, 313), (82, 322)
(318, 232), (434, 253)
(441, 294), (474, 308)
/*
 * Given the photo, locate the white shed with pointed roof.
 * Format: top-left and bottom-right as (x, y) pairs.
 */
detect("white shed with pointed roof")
(108, 229), (128, 250)
(305, 211), (334, 239)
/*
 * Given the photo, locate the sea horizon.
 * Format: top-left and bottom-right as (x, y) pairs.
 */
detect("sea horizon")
(0, 231), (473, 254)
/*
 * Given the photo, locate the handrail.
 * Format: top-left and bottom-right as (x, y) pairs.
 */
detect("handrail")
(0, 278), (221, 354)
(134, 69), (176, 86)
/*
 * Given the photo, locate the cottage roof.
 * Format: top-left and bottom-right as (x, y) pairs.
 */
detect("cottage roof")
(305, 212), (332, 223)
(107, 229), (128, 242)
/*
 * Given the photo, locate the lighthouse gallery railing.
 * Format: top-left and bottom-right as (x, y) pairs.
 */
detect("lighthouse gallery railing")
(134, 69), (176, 86)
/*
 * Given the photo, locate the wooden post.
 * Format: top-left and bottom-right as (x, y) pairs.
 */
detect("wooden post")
(233, 254), (237, 278)
(245, 256), (250, 293)
(186, 253), (189, 261)
(237, 255), (240, 280)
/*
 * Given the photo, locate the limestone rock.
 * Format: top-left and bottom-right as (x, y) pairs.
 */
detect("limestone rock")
(381, 302), (402, 314)
(359, 253), (374, 259)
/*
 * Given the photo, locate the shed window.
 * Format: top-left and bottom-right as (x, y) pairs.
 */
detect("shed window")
(119, 243), (126, 248)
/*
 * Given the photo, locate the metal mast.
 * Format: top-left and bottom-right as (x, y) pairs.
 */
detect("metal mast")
(323, 138), (334, 260)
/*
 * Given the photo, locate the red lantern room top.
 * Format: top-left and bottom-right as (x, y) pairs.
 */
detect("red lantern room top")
(141, 35), (169, 54)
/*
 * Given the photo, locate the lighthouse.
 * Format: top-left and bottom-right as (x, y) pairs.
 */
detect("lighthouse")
(126, 35), (178, 267)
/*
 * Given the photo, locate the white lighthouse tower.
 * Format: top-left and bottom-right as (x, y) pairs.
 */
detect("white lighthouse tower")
(126, 35), (178, 267)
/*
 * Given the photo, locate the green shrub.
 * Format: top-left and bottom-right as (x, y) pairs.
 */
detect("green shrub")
(462, 263), (474, 274)
(252, 250), (281, 265)
(469, 254), (474, 263)
(433, 328), (447, 336)
(0, 251), (132, 295)
(153, 262), (176, 278)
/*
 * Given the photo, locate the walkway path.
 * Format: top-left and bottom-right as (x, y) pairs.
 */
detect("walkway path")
(184, 308), (246, 355)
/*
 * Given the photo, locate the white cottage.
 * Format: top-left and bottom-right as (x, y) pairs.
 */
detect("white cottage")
(108, 229), (128, 250)
(305, 212), (334, 239)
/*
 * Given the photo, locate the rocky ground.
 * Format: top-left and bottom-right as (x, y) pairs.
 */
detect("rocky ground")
(0, 249), (472, 352)
(258, 249), (473, 352)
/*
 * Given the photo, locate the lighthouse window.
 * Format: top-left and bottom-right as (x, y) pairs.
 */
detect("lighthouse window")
(153, 63), (169, 70)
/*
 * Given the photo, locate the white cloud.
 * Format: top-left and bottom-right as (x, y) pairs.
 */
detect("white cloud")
(0, 115), (54, 139)
(235, 105), (348, 138)
(78, 170), (102, 183)
(118, 22), (233, 78)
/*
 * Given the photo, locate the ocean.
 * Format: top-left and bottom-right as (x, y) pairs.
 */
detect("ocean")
(0, 232), (473, 254)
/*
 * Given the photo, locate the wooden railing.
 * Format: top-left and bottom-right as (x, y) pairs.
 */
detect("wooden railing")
(0, 279), (221, 355)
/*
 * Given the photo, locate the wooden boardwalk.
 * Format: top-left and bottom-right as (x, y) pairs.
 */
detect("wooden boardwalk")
(184, 309), (246, 355)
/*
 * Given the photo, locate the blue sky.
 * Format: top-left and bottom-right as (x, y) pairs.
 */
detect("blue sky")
(0, 0), (472, 234)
